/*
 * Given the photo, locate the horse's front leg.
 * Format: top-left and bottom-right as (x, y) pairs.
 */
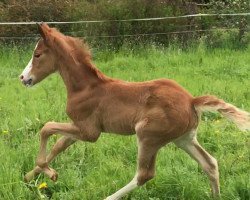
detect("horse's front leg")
(24, 136), (76, 182)
(35, 122), (81, 181)
(36, 122), (80, 166)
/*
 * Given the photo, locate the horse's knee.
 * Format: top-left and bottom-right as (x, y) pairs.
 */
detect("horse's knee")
(137, 169), (155, 186)
(40, 122), (56, 138)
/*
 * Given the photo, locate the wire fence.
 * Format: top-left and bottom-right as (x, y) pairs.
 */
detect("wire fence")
(0, 28), (249, 40)
(0, 12), (249, 25)
(0, 12), (249, 46)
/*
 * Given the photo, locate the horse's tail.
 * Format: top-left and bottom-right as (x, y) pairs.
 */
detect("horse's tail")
(193, 95), (250, 131)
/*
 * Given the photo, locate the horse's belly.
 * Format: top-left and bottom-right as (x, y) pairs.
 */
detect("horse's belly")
(102, 120), (136, 135)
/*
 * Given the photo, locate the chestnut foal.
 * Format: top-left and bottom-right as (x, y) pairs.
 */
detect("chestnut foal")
(20, 23), (249, 199)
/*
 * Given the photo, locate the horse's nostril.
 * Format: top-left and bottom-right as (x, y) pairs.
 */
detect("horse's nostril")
(20, 75), (24, 80)
(27, 78), (33, 85)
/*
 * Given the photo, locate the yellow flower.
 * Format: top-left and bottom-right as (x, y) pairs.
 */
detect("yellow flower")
(2, 130), (8, 134)
(38, 182), (48, 189)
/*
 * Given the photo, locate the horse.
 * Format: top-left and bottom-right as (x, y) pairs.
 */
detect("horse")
(19, 23), (250, 200)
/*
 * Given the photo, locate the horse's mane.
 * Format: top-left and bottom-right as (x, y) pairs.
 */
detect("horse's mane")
(49, 28), (107, 81)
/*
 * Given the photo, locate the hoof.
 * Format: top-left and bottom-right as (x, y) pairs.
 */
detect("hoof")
(24, 171), (35, 182)
(50, 170), (58, 182)
(43, 167), (58, 182)
(24, 166), (42, 182)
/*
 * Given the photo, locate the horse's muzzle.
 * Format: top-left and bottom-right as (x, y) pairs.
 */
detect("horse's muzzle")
(20, 75), (33, 87)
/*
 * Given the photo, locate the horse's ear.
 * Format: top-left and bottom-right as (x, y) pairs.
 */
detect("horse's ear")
(37, 22), (51, 44)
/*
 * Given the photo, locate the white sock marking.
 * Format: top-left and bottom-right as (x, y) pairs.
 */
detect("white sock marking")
(105, 175), (138, 200)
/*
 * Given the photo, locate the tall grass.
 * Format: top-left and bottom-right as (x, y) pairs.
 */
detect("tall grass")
(0, 43), (249, 200)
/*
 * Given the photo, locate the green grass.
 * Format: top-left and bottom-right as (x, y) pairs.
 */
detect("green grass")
(0, 44), (249, 200)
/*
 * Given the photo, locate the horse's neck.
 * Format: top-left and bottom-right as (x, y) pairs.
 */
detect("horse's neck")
(58, 60), (107, 95)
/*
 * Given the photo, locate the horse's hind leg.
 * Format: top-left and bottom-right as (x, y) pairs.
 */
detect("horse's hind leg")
(24, 136), (76, 182)
(105, 137), (160, 200)
(174, 130), (220, 197)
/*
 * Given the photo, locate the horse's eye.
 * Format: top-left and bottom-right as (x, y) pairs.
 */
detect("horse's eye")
(34, 54), (41, 58)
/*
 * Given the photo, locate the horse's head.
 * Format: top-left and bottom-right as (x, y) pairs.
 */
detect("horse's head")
(20, 23), (57, 86)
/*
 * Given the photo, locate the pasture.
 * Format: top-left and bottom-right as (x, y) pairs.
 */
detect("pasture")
(0, 44), (249, 200)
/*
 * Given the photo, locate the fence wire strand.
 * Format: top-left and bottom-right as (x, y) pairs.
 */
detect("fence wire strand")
(0, 13), (249, 41)
(0, 13), (249, 25)
(0, 28), (248, 40)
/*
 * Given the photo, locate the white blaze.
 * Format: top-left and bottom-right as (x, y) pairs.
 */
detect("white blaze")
(21, 42), (38, 80)
(22, 58), (33, 79)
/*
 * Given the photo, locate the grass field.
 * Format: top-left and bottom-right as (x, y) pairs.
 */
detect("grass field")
(0, 43), (249, 200)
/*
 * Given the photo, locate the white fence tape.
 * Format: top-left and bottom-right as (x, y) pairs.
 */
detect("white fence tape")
(0, 13), (249, 25)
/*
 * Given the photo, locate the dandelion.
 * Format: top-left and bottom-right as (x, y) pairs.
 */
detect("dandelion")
(2, 130), (9, 134)
(38, 182), (47, 189)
